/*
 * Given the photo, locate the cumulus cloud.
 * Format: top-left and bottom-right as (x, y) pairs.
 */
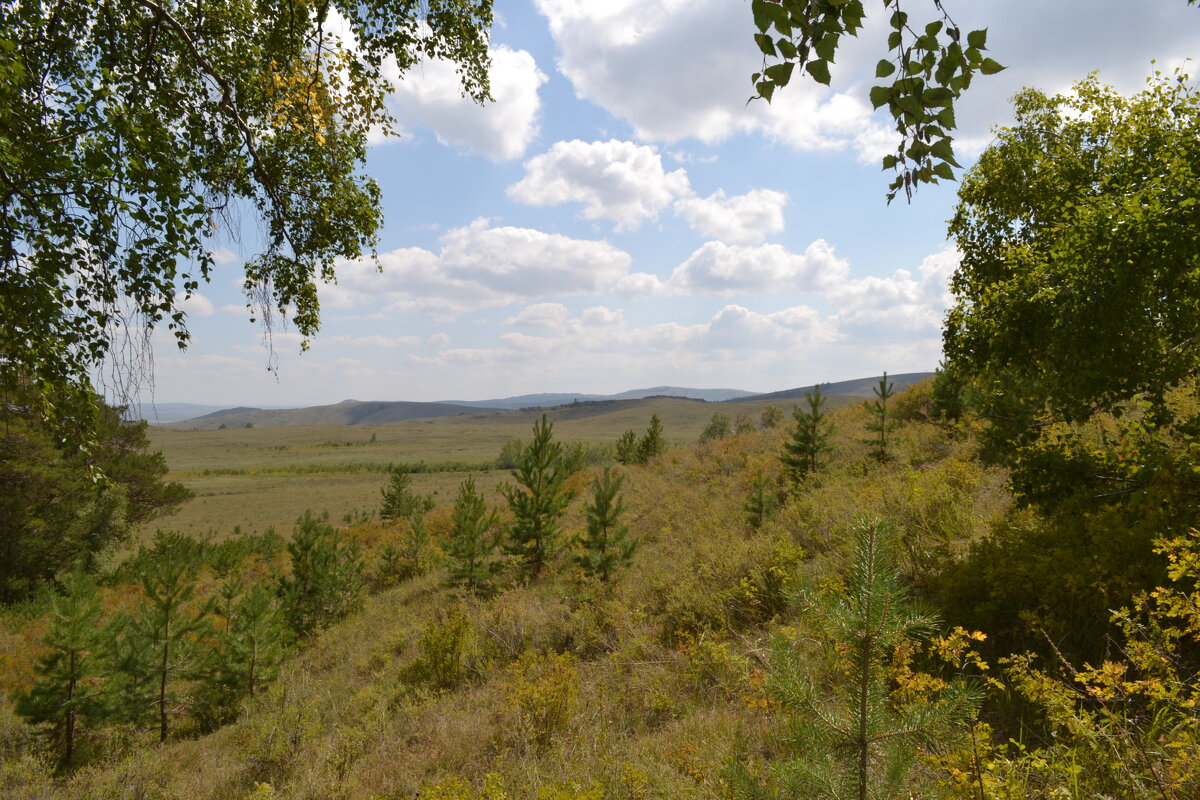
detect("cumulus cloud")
(828, 246), (961, 334)
(673, 189), (787, 244)
(321, 218), (632, 318)
(507, 139), (691, 230)
(383, 45), (547, 161)
(505, 302), (571, 329)
(179, 293), (215, 318)
(581, 305), (623, 327)
(534, 0), (1196, 161)
(670, 240), (850, 295)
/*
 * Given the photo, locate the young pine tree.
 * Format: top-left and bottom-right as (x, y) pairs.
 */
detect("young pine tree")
(637, 414), (667, 461)
(501, 415), (576, 580)
(379, 467), (434, 523)
(615, 429), (640, 465)
(864, 372), (898, 462)
(277, 511), (364, 637)
(195, 582), (289, 729)
(444, 475), (502, 594)
(574, 467), (636, 582)
(17, 571), (109, 767)
(781, 386), (834, 485)
(118, 533), (211, 743)
(743, 469), (776, 530)
(731, 519), (976, 800)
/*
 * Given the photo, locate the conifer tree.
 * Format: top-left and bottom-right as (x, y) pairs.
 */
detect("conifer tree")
(743, 469), (776, 530)
(781, 386), (834, 485)
(615, 429), (640, 465)
(864, 373), (898, 462)
(731, 519), (976, 800)
(638, 414), (667, 461)
(379, 467), (434, 523)
(501, 415), (575, 580)
(117, 533), (211, 743)
(195, 582), (289, 728)
(17, 571), (109, 767)
(574, 468), (636, 583)
(278, 511), (364, 637)
(444, 475), (502, 593)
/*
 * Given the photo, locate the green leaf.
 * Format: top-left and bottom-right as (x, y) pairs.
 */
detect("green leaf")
(925, 20), (944, 37)
(756, 80), (776, 102)
(882, 154), (898, 170)
(933, 162), (955, 180)
(930, 137), (960, 167)
(980, 58), (1005, 75)
(765, 61), (795, 87)
(967, 28), (988, 49)
(869, 85), (892, 109)
(805, 59), (831, 86)
(754, 33), (777, 57)
(875, 59), (896, 78)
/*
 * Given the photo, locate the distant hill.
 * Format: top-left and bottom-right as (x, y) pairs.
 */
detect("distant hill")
(730, 372), (935, 403)
(165, 399), (503, 430)
(442, 386), (756, 409)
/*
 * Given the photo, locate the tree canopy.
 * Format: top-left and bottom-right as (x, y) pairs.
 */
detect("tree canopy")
(0, 0), (492, 434)
(943, 71), (1200, 434)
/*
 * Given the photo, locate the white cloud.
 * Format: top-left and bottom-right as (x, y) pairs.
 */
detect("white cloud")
(383, 45), (547, 161)
(535, 0), (1197, 162)
(828, 246), (960, 334)
(581, 305), (623, 327)
(673, 189), (787, 244)
(427, 332), (451, 348)
(505, 302), (571, 329)
(321, 218), (632, 318)
(179, 293), (215, 318)
(669, 240), (850, 295)
(208, 247), (241, 266)
(326, 334), (422, 348)
(507, 139), (690, 230)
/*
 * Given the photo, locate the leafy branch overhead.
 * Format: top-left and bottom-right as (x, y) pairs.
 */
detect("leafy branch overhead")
(750, 0), (1003, 203)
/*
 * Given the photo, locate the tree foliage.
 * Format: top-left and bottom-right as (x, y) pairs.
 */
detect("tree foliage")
(379, 467), (434, 523)
(749, 0), (1003, 202)
(0, 0), (492, 435)
(945, 72), (1200, 437)
(781, 386), (834, 483)
(444, 475), (502, 594)
(501, 415), (575, 580)
(699, 412), (731, 443)
(0, 403), (191, 603)
(277, 511), (363, 637)
(574, 467), (635, 583)
(864, 373), (897, 463)
(733, 519), (976, 800)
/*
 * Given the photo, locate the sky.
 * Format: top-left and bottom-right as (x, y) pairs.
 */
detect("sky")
(138, 0), (1199, 406)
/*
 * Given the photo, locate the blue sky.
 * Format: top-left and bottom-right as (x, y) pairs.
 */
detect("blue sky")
(143, 0), (1198, 406)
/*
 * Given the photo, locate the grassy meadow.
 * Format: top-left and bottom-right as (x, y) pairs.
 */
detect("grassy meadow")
(143, 397), (813, 538)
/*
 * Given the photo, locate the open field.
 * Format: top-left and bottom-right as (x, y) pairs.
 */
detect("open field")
(143, 396), (847, 538)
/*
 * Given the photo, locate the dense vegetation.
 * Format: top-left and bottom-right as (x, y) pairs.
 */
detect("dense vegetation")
(3, 40), (1200, 800)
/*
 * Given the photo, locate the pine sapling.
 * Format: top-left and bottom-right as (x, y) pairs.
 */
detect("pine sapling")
(501, 415), (575, 580)
(864, 372), (898, 463)
(575, 467), (636, 582)
(781, 385), (834, 485)
(444, 475), (502, 593)
(17, 571), (109, 767)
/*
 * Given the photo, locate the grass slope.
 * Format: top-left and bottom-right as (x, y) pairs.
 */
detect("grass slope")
(2, 381), (1017, 800)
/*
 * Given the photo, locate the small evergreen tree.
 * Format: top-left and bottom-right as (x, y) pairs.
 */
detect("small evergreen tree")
(444, 475), (502, 594)
(781, 386), (834, 484)
(638, 414), (667, 461)
(379, 467), (434, 523)
(615, 429), (640, 465)
(277, 511), (363, 637)
(195, 582), (289, 729)
(501, 415), (576, 580)
(743, 469), (776, 530)
(761, 405), (785, 429)
(731, 519), (976, 800)
(574, 468), (636, 582)
(17, 571), (109, 767)
(117, 533), (211, 743)
(699, 412), (730, 443)
(864, 372), (898, 462)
